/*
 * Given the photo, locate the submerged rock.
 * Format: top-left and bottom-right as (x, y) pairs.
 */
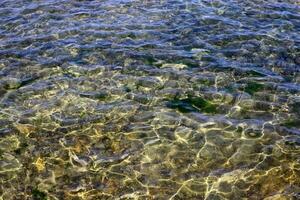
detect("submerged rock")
(1, 77), (21, 90)
(244, 128), (263, 138)
(0, 153), (22, 173)
(161, 63), (188, 70)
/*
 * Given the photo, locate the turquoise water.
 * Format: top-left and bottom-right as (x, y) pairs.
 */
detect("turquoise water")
(0, 0), (300, 199)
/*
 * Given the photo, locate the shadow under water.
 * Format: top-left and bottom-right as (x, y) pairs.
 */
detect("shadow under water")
(0, 0), (300, 199)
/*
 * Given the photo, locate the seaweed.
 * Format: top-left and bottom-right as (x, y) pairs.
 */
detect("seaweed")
(166, 96), (218, 114)
(144, 57), (157, 66)
(247, 70), (266, 77)
(166, 99), (196, 113)
(281, 119), (300, 128)
(244, 82), (264, 95)
(79, 92), (108, 100)
(32, 189), (47, 200)
(14, 142), (28, 155)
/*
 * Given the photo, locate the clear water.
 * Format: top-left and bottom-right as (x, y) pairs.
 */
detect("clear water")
(0, 0), (300, 199)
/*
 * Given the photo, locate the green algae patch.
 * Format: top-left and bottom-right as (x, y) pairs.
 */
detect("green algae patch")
(14, 143), (29, 155)
(79, 91), (109, 100)
(188, 96), (218, 113)
(281, 119), (300, 128)
(244, 82), (264, 95)
(166, 96), (218, 114)
(144, 57), (160, 66)
(247, 70), (267, 77)
(32, 189), (47, 200)
(166, 99), (195, 113)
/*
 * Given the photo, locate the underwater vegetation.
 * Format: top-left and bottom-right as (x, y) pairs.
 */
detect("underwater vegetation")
(166, 96), (218, 114)
(0, 0), (300, 199)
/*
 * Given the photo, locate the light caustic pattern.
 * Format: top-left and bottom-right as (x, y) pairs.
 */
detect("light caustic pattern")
(0, 0), (300, 199)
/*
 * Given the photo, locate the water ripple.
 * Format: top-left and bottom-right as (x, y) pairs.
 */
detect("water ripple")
(0, 0), (300, 199)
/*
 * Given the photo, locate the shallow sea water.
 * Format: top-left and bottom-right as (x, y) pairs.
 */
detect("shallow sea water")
(0, 0), (300, 199)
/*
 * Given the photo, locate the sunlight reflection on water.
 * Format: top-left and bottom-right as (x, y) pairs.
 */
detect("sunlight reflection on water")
(0, 0), (300, 199)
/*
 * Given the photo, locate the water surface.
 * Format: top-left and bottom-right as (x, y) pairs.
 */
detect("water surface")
(0, 0), (300, 199)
